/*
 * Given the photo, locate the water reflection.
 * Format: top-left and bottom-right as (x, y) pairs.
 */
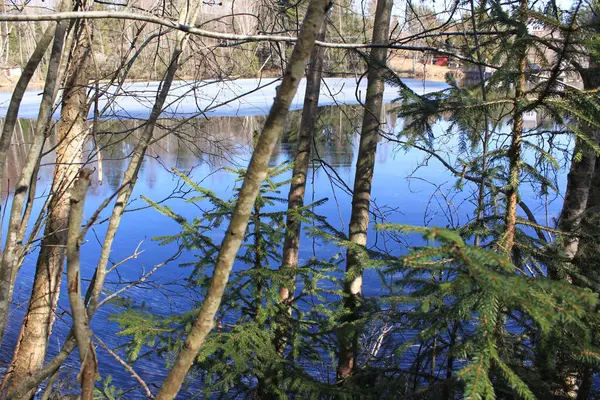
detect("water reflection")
(2, 106), (383, 199)
(0, 105), (387, 392)
(2, 114), (264, 197)
(0, 101), (570, 396)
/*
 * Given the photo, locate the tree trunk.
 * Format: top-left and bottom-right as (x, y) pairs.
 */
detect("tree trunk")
(554, 62), (600, 400)
(336, 0), (392, 382)
(3, 1), (201, 396)
(155, 0), (331, 397)
(276, 22), (327, 354)
(0, 18), (69, 344)
(4, 20), (92, 399)
(0, 24), (55, 207)
(554, 62), (600, 272)
(0, 0), (9, 67)
(499, 0), (527, 256)
(556, 136), (597, 265)
(65, 169), (97, 400)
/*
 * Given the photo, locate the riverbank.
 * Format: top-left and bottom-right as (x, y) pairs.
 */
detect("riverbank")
(0, 78), (44, 92)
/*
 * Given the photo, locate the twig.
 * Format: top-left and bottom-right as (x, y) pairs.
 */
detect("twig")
(99, 248), (182, 308)
(106, 240), (145, 274)
(92, 333), (154, 399)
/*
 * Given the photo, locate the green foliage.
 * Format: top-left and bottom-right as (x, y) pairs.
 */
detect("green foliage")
(112, 162), (349, 398)
(94, 375), (124, 400)
(106, 2), (600, 398)
(373, 224), (598, 399)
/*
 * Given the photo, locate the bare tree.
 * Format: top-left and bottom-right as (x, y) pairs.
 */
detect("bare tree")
(1, 1), (203, 395)
(65, 169), (96, 400)
(0, 14), (70, 343)
(0, 25), (56, 204)
(4, 13), (93, 397)
(0, 0), (597, 398)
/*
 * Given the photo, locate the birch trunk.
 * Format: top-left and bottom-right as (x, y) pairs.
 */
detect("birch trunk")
(556, 136), (598, 264)
(555, 65), (600, 269)
(336, 0), (392, 381)
(155, 0), (331, 397)
(4, 1), (201, 396)
(0, 18), (69, 344)
(553, 61), (600, 400)
(4, 20), (92, 399)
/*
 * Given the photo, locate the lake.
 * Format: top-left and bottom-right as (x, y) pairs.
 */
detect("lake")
(0, 77), (569, 397)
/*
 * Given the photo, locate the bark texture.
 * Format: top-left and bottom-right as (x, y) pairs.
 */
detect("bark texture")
(66, 169), (97, 400)
(5, 1), (201, 396)
(554, 62), (600, 400)
(155, 0), (331, 397)
(0, 18), (69, 344)
(5, 20), (92, 398)
(556, 65), (600, 263)
(336, 0), (392, 381)
(276, 23), (327, 354)
(279, 23), (326, 303)
(556, 136), (598, 263)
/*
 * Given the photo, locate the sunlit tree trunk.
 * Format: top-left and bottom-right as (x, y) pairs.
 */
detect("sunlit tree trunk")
(65, 169), (96, 400)
(499, 0), (527, 256)
(4, 1), (202, 397)
(336, 0), (392, 381)
(0, 17), (69, 344)
(155, 1), (331, 397)
(4, 20), (92, 399)
(276, 21), (327, 353)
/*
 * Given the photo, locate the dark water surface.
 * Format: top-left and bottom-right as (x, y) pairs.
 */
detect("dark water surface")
(0, 78), (569, 397)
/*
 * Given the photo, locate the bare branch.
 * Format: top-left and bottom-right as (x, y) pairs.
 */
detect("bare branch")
(93, 333), (154, 399)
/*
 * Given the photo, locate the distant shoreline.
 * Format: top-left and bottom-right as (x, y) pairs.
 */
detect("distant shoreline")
(0, 63), (452, 94)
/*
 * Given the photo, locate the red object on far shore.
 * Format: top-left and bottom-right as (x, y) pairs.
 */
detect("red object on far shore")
(435, 56), (449, 66)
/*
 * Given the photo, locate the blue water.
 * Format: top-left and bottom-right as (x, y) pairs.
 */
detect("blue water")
(0, 78), (570, 397)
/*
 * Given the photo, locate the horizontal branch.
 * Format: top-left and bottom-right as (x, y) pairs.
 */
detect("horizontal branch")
(0, 11), (499, 65)
(0, 11), (583, 91)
